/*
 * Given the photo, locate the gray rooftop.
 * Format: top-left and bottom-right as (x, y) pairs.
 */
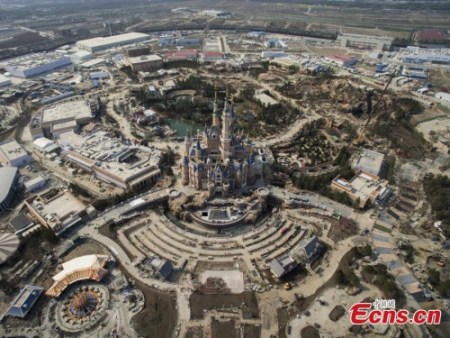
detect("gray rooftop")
(9, 213), (34, 232)
(0, 167), (18, 204)
(6, 285), (43, 318)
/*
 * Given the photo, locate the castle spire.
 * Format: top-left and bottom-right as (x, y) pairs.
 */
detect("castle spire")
(212, 86), (220, 128)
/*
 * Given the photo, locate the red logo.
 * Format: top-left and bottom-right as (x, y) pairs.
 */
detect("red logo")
(349, 302), (441, 325)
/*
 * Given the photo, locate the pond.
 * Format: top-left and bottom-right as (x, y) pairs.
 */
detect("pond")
(165, 117), (204, 137)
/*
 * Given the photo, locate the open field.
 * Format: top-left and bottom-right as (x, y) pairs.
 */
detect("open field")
(0, 32), (48, 49)
(128, 272), (178, 338)
(133, 0), (450, 39)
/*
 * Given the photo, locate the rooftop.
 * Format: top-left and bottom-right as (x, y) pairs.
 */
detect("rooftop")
(54, 255), (109, 282)
(0, 140), (29, 163)
(415, 29), (447, 42)
(0, 232), (20, 264)
(9, 213), (34, 233)
(6, 285), (43, 318)
(1, 52), (68, 69)
(26, 189), (87, 232)
(41, 100), (91, 125)
(0, 167), (18, 204)
(127, 55), (162, 64)
(77, 32), (149, 49)
(58, 130), (161, 184)
(352, 148), (385, 175)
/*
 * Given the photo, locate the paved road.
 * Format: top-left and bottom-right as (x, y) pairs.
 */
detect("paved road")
(268, 185), (353, 218)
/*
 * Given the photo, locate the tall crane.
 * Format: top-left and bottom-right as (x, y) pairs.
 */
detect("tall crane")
(353, 69), (398, 146)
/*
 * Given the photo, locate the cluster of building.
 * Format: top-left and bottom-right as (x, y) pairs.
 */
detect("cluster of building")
(31, 99), (93, 139)
(57, 130), (162, 191)
(335, 33), (394, 51)
(3, 254), (110, 321)
(179, 93), (268, 195)
(25, 188), (94, 236)
(331, 171), (391, 209)
(270, 235), (322, 279)
(1, 53), (72, 79)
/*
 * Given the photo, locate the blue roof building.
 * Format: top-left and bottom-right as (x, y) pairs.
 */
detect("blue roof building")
(6, 285), (44, 318)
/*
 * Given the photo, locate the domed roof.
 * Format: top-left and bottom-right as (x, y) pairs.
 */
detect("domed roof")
(0, 233), (19, 264)
(69, 292), (97, 318)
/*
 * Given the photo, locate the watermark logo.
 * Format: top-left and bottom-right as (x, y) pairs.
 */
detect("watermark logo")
(349, 299), (441, 325)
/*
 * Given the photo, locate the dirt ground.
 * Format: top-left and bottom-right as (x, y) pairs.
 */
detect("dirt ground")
(63, 238), (109, 261)
(243, 324), (262, 338)
(131, 276), (178, 338)
(117, 262), (177, 338)
(185, 326), (204, 338)
(0, 31), (48, 49)
(429, 69), (450, 92)
(190, 291), (260, 320)
(327, 217), (358, 243)
(277, 248), (357, 337)
(211, 319), (238, 338)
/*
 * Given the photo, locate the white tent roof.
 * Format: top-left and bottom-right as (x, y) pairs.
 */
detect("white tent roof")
(53, 254), (108, 281)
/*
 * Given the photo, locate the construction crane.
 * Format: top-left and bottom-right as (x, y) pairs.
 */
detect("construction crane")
(353, 69), (398, 146)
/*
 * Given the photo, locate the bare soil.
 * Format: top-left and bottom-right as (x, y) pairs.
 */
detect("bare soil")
(121, 268), (177, 338)
(190, 291), (259, 320)
(211, 318), (238, 338)
(63, 238), (109, 260)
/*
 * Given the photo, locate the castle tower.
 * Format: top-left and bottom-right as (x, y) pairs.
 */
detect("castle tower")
(195, 136), (202, 161)
(184, 135), (192, 155)
(221, 89), (234, 160)
(242, 161), (248, 187)
(181, 156), (189, 185)
(235, 165), (243, 189)
(212, 90), (220, 128)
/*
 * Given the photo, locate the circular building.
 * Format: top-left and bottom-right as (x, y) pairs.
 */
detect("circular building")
(0, 167), (19, 213)
(0, 233), (19, 264)
(68, 291), (98, 318)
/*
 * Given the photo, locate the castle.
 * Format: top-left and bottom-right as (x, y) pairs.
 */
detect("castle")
(179, 93), (265, 196)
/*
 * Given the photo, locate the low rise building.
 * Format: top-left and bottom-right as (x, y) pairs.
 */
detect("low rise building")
(24, 176), (47, 193)
(25, 188), (91, 236)
(292, 236), (322, 263)
(0, 167), (19, 213)
(40, 100), (92, 136)
(127, 46), (152, 57)
(325, 55), (357, 68)
(57, 130), (162, 191)
(254, 90), (279, 107)
(162, 49), (198, 62)
(336, 33), (393, 51)
(9, 213), (38, 236)
(270, 254), (297, 279)
(199, 52), (224, 63)
(125, 55), (163, 72)
(261, 51), (288, 59)
(331, 171), (391, 208)
(146, 257), (173, 280)
(46, 255), (109, 297)
(0, 140), (32, 167)
(352, 148), (387, 178)
(70, 50), (93, 64)
(33, 137), (60, 154)
(1, 53), (72, 78)
(0, 74), (12, 88)
(6, 285), (43, 318)
(76, 32), (149, 53)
